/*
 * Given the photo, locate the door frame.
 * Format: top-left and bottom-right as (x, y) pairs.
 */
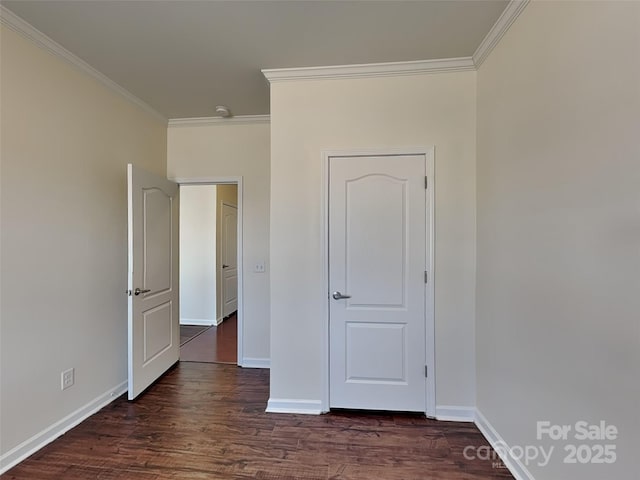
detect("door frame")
(170, 175), (245, 367)
(320, 148), (435, 417)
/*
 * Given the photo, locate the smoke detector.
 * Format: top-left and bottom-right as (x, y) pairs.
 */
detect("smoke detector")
(215, 105), (231, 118)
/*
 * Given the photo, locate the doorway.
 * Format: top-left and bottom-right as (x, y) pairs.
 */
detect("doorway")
(178, 181), (242, 364)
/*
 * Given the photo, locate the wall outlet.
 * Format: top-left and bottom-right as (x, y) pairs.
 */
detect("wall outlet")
(254, 261), (266, 273)
(61, 368), (74, 390)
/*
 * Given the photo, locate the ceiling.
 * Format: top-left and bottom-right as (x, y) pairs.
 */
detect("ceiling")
(3, 0), (509, 119)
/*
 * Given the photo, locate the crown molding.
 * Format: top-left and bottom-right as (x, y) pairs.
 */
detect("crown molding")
(0, 5), (167, 123)
(262, 0), (530, 83)
(262, 57), (475, 83)
(168, 115), (270, 127)
(2, 0), (529, 118)
(473, 0), (530, 67)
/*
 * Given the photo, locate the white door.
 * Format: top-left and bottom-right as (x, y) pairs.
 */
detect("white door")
(127, 164), (179, 400)
(329, 154), (427, 411)
(221, 203), (238, 317)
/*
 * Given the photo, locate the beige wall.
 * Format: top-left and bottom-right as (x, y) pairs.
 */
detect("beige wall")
(167, 122), (270, 363)
(180, 185), (217, 324)
(0, 24), (167, 462)
(269, 72), (477, 409)
(476, 2), (639, 478)
(215, 184), (238, 321)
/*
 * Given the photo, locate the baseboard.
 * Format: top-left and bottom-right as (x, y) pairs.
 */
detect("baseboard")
(240, 357), (270, 369)
(266, 398), (323, 415)
(435, 405), (476, 422)
(474, 409), (535, 480)
(179, 318), (216, 326)
(0, 380), (127, 474)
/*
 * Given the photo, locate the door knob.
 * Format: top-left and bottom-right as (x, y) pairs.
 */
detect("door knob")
(134, 288), (151, 296)
(222, 264), (229, 269)
(332, 291), (351, 300)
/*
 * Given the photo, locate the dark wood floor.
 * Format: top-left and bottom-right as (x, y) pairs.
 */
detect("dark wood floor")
(180, 314), (237, 364)
(180, 325), (209, 346)
(2, 363), (512, 479)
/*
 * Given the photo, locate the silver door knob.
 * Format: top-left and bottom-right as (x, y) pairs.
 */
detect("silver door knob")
(134, 288), (151, 296)
(332, 291), (351, 300)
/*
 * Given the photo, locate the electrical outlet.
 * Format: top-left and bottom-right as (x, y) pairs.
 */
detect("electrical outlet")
(254, 261), (266, 273)
(61, 368), (74, 390)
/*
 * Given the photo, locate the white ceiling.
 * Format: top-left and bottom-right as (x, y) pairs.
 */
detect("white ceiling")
(3, 0), (509, 119)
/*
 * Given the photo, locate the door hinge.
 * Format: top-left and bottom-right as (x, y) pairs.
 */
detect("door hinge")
(424, 271), (428, 283)
(425, 365), (428, 378)
(425, 176), (428, 189)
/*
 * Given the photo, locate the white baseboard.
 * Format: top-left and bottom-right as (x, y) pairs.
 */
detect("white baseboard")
(266, 398), (323, 415)
(240, 357), (270, 369)
(180, 318), (216, 326)
(474, 409), (535, 480)
(435, 405), (476, 422)
(0, 381), (127, 474)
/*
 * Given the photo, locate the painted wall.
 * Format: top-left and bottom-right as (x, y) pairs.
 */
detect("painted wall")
(180, 185), (217, 325)
(215, 184), (238, 321)
(0, 25), (167, 463)
(476, 2), (639, 478)
(167, 122), (270, 364)
(269, 72), (477, 410)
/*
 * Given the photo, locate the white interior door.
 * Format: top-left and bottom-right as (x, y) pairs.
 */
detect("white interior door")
(221, 203), (238, 317)
(127, 164), (179, 400)
(329, 154), (427, 411)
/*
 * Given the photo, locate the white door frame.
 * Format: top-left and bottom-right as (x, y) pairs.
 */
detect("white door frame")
(171, 176), (245, 367)
(320, 148), (435, 416)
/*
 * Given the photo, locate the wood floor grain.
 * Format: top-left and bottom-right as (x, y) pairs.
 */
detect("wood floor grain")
(1, 363), (513, 479)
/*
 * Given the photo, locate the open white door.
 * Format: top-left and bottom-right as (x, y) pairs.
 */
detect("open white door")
(127, 164), (179, 400)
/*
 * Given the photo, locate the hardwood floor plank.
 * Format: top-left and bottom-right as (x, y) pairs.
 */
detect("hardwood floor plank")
(180, 314), (237, 364)
(2, 363), (512, 480)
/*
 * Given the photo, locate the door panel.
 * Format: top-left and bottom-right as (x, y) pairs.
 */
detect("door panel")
(346, 322), (406, 383)
(142, 302), (173, 364)
(143, 188), (172, 295)
(329, 154), (426, 412)
(128, 164), (179, 400)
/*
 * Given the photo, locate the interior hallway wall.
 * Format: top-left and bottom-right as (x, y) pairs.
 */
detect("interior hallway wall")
(476, 2), (640, 478)
(180, 185), (217, 325)
(0, 24), (167, 463)
(268, 71), (477, 410)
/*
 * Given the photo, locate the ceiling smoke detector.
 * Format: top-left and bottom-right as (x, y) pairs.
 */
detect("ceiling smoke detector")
(215, 105), (231, 118)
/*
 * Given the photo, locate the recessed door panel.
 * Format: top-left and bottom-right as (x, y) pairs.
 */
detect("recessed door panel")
(143, 301), (173, 364)
(143, 188), (172, 295)
(346, 175), (407, 308)
(346, 322), (407, 383)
